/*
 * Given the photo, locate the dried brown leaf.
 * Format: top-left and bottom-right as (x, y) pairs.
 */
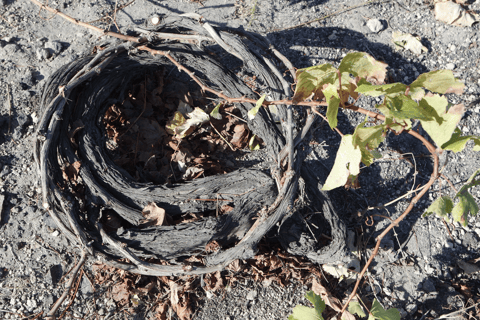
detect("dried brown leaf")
(312, 279), (355, 320)
(111, 281), (130, 305)
(205, 240), (221, 253)
(230, 124), (249, 148)
(142, 202), (167, 226)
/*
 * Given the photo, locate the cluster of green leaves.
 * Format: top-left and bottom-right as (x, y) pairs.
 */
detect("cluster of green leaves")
(290, 52), (479, 224)
(424, 168), (480, 226)
(288, 291), (400, 320)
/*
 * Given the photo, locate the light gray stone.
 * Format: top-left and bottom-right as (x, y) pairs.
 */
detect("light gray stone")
(367, 19), (384, 33)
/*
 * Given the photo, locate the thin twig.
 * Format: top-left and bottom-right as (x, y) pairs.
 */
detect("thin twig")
(6, 84), (12, 135)
(210, 121), (235, 151)
(0, 13), (15, 27)
(46, 250), (87, 320)
(29, 0), (142, 43)
(442, 219), (455, 242)
(441, 173), (459, 193)
(312, 107), (343, 136)
(58, 268), (84, 319)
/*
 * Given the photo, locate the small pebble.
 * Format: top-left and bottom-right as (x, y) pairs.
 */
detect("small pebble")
(367, 19), (384, 33)
(446, 63), (455, 70)
(246, 290), (257, 301)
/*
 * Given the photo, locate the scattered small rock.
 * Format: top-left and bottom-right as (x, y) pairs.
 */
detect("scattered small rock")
(45, 40), (63, 55)
(406, 303), (417, 314)
(36, 47), (50, 60)
(367, 19), (384, 33)
(422, 279), (436, 292)
(446, 63), (455, 70)
(246, 290), (257, 300)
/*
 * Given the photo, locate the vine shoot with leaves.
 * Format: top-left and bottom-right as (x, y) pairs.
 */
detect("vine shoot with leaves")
(275, 52), (479, 318)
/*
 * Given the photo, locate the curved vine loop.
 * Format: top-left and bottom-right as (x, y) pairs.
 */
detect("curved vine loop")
(34, 13), (351, 276)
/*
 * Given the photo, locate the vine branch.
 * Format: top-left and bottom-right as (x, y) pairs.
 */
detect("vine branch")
(29, 0), (143, 43)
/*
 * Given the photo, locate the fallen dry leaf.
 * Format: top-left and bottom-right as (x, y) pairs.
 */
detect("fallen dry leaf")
(230, 124), (249, 148)
(111, 281), (131, 305)
(435, 1), (478, 27)
(312, 279), (355, 320)
(142, 202), (167, 226)
(392, 31), (428, 55)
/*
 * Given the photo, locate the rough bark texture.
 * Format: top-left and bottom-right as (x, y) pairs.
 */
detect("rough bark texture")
(34, 13), (352, 276)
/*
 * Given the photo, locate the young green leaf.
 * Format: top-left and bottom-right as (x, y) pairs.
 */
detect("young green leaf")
(248, 94), (266, 120)
(293, 64), (338, 104)
(421, 103), (464, 148)
(377, 94), (434, 121)
(352, 118), (385, 166)
(441, 128), (480, 153)
(368, 299), (401, 320)
(339, 72), (359, 103)
(450, 169), (480, 225)
(348, 301), (366, 318)
(248, 135), (260, 150)
(423, 195), (454, 218)
(463, 168), (480, 190)
(452, 192), (479, 226)
(338, 52), (387, 85)
(210, 103), (222, 120)
(355, 81), (407, 97)
(322, 135), (362, 191)
(288, 291), (325, 320)
(410, 70), (465, 95)
(323, 83), (340, 129)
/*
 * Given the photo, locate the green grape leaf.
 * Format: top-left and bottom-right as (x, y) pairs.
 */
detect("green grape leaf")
(353, 118), (385, 166)
(339, 73), (359, 103)
(338, 52), (387, 84)
(450, 169), (480, 226)
(409, 86), (425, 100)
(441, 128), (480, 153)
(322, 135), (362, 191)
(353, 119), (385, 150)
(423, 196), (454, 218)
(421, 103), (465, 148)
(355, 81), (407, 97)
(248, 94), (266, 120)
(452, 192), (479, 226)
(474, 140), (480, 152)
(463, 168), (480, 189)
(348, 301), (366, 318)
(289, 291), (325, 320)
(210, 103), (222, 120)
(368, 299), (401, 320)
(324, 84), (340, 129)
(377, 94), (434, 121)
(410, 70), (465, 94)
(293, 64), (338, 104)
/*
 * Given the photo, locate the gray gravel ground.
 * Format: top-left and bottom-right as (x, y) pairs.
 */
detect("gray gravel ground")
(1, 0), (480, 319)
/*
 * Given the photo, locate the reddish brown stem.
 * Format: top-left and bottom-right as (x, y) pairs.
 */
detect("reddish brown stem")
(338, 108), (439, 314)
(138, 46), (328, 108)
